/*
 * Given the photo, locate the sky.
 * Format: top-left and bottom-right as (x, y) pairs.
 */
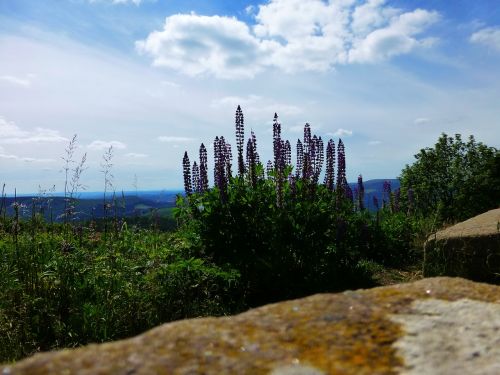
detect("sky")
(0, 0), (499, 193)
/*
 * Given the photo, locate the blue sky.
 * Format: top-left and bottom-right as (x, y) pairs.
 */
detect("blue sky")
(0, 0), (499, 193)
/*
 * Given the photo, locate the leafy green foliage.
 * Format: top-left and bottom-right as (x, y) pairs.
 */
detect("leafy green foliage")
(178, 176), (381, 307)
(177, 108), (426, 307)
(0, 218), (240, 362)
(400, 133), (500, 222)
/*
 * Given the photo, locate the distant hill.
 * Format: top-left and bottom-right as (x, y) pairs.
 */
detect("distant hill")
(1, 180), (399, 221)
(1, 190), (182, 222)
(350, 179), (400, 211)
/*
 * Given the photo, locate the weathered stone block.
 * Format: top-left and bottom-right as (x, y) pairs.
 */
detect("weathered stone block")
(423, 208), (500, 281)
(2, 277), (500, 374)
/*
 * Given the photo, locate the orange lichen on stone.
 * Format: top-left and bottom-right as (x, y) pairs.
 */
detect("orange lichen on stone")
(2, 277), (500, 375)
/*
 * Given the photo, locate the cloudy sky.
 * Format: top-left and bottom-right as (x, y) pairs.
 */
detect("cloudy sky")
(1, 0), (499, 193)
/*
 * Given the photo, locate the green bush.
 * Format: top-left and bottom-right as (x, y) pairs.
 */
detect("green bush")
(181, 182), (376, 306)
(400, 133), (499, 223)
(178, 107), (425, 306)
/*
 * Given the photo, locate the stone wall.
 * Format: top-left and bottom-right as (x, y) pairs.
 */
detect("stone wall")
(2, 277), (500, 374)
(424, 208), (500, 282)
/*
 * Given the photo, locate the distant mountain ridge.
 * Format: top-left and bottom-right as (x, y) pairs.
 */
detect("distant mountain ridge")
(351, 179), (400, 211)
(1, 180), (399, 220)
(1, 191), (181, 221)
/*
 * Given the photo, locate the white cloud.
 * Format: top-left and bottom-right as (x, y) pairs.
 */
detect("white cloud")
(0, 117), (67, 144)
(125, 152), (148, 158)
(87, 140), (127, 150)
(0, 74), (33, 87)
(470, 27), (500, 52)
(137, 0), (440, 78)
(157, 136), (195, 143)
(414, 117), (430, 125)
(348, 9), (440, 63)
(327, 128), (353, 137)
(351, 0), (399, 36)
(368, 140), (382, 145)
(0, 118), (26, 138)
(0, 152), (54, 163)
(136, 14), (271, 79)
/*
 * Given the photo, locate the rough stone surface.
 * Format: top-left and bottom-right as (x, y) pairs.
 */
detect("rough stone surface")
(424, 209), (500, 281)
(390, 299), (500, 375)
(2, 277), (500, 375)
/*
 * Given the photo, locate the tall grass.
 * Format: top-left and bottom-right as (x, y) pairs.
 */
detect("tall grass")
(0, 217), (240, 362)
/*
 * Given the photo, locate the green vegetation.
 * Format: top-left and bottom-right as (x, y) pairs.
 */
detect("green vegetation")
(0, 218), (240, 362)
(0, 109), (498, 363)
(400, 133), (500, 222)
(178, 109), (428, 308)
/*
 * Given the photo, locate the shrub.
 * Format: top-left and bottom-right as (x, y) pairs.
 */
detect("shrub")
(400, 133), (499, 223)
(179, 107), (380, 306)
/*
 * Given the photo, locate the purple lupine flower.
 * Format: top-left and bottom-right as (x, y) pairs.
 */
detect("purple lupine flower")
(273, 113), (282, 173)
(192, 161), (200, 193)
(273, 113), (286, 207)
(336, 139), (346, 195)
(281, 139), (286, 169)
(246, 137), (257, 187)
(225, 142), (233, 179)
(251, 131), (260, 165)
(312, 136), (324, 184)
(182, 151), (192, 196)
(235, 105), (245, 177)
(310, 135), (317, 177)
(299, 125), (314, 182)
(214, 136), (220, 185)
(284, 140), (291, 167)
(250, 132), (263, 180)
(296, 139), (303, 178)
(199, 143), (208, 192)
(303, 123), (311, 154)
(303, 153), (312, 182)
(273, 113), (285, 207)
(357, 174), (365, 211)
(214, 136), (228, 200)
(324, 139), (335, 191)
(266, 160), (273, 180)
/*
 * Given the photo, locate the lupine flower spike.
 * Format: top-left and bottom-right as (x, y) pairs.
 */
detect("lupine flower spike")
(182, 151), (192, 196)
(199, 143), (208, 193)
(324, 139), (335, 191)
(336, 139), (346, 196)
(235, 105), (245, 177)
(192, 161), (200, 193)
(357, 174), (365, 211)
